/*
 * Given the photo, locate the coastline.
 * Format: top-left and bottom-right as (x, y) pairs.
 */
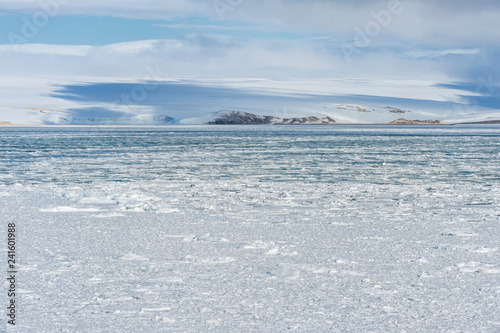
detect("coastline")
(1, 121), (499, 127)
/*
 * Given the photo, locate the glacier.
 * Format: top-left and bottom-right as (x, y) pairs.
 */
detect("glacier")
(56, 114), (177, 125)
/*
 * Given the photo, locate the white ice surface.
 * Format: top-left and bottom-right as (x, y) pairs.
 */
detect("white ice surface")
(0, 125), (499, 332)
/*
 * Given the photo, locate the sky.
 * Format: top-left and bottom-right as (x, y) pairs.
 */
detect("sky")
(0, 0), (499, 123)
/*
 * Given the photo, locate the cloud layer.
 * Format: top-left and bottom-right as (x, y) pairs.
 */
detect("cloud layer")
(2, 0), (499, 47)
(0, 0), (499, 123)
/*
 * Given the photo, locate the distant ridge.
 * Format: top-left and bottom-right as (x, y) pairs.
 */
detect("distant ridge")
(456, 120), (500, 125)
(389, 118), (441, 125)
(208, 111), (336, 125)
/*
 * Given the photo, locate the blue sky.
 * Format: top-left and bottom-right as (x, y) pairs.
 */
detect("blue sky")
(0, 15), (316, 45)
(0, 0), (499, 123)
(0, 16), (170, 45)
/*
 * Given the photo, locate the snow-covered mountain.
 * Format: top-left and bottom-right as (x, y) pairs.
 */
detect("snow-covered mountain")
(200, 111), (337, 125)
(1, 77), (500, 125)
(2, 107), (500, 126)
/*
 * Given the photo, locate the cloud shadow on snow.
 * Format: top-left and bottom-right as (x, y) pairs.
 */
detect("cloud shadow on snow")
(47, 81), (486, 120)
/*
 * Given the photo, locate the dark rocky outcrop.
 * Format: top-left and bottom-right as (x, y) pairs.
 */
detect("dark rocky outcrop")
(278, 116), (336, 125)
(208, 111), (336, 125)
(208, 111), (274, 125)
(389, 118), (441, 125)
(384, 107), (408, 114)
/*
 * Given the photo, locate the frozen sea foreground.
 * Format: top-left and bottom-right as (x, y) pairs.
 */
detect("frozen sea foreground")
(1, 125), (499, 332)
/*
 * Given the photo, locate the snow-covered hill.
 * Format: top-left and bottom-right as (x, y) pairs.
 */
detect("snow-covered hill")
(1, 77), (499, 125)
(197, 111), (336, 125)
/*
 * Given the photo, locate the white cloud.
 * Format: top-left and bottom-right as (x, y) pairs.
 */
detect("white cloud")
(0, 0), (211, 20)
(1, 0), (498, 124)
(0, 43), (93, 56)
(0, 1), (498, 87)
(406, 48), (481, 58)
(2, 0), (499, 50)
(0, 36), (478, 81)
(98, 40), (183, 54)
(153, 24), (263, 32)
